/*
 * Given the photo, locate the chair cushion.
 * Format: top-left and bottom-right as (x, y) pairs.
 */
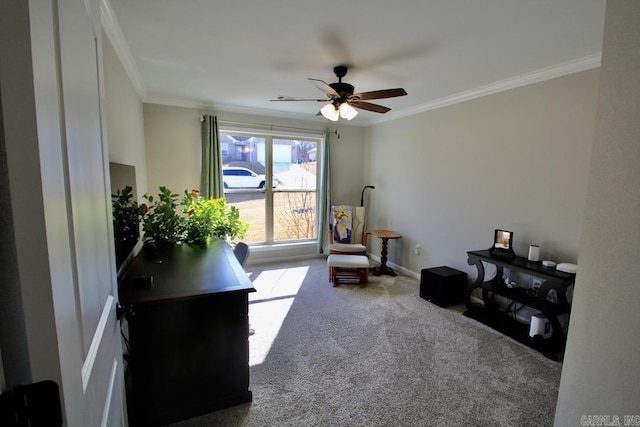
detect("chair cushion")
(329, 243), (367, 253)
(327, 254), (370, 268)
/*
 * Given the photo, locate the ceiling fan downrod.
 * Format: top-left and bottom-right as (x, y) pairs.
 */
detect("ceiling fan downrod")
(330, 65), (354, 98)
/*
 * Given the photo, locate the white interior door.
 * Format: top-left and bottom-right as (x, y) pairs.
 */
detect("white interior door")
(55, 0), (125, 424)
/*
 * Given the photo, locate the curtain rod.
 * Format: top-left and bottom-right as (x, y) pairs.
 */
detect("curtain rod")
(202, 117), (326, 135)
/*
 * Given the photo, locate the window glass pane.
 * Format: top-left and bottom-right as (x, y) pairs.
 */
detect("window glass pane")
(220, 131), (319, 245)
(274, 191), (316, 241)
(273, 139), (317, 242)
(225, 192), (265, 244)
(222, 135), (267, 244)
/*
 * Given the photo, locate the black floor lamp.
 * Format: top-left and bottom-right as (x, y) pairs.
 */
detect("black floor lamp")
(360, 185), (375, 206)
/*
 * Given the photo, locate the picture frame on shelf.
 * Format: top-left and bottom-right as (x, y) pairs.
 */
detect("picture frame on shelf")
(488, 229), (516, 261)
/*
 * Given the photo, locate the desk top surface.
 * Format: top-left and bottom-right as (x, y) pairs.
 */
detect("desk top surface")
(119, 240), (255, 305)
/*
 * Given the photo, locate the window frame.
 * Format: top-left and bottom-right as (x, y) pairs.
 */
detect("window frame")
(218, 126), (323, 246)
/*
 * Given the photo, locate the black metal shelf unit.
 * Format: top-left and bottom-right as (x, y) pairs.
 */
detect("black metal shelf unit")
(464, 250), (575, 360)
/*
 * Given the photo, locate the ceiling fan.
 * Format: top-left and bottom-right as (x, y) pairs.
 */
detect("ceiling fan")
(271, 65), (407, 121)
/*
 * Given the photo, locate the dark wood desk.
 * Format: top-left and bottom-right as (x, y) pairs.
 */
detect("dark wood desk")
(119, 241), (255, 426)
(369, 229), (402, 276)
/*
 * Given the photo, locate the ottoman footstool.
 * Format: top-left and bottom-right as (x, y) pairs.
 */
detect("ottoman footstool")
(327, 254), (369, 287)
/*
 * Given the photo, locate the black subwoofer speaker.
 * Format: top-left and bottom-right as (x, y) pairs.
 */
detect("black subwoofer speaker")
(420, 266), (467, 307)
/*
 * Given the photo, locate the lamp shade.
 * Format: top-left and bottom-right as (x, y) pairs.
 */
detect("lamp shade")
(339, 102), (358, 120)
(320, 103), (339, 121)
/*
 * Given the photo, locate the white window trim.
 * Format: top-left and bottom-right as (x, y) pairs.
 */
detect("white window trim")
(219, 126), (322, 247)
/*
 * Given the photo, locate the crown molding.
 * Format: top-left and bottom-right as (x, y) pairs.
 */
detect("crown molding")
(100, 0), (145, 98)
(370, 53), (602, 125)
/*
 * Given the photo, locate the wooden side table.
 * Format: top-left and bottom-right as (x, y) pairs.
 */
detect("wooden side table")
(369, 229), (402, 276)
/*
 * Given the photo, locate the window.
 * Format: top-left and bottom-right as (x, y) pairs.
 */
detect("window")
(220, 129), (320, 245)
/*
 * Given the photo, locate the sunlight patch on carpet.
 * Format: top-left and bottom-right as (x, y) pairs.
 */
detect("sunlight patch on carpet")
(248, 266), (308, 366)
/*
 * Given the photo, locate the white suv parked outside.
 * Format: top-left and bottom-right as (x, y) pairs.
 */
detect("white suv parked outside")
(222, 167), (276, 189)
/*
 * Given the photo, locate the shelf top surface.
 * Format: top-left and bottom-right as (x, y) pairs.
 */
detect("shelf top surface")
(467, 249), (576, 283)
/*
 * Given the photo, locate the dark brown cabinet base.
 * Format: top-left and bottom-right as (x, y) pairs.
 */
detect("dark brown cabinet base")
(119, 242), (255, 426)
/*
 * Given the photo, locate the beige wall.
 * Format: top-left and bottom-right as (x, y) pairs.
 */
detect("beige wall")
(143, 103), (201, 197)
(364, 69), (600, 277)
(103, 33), (148, 199)
(555, 1), (640, 423)
(106, 31), (600, 277)
(142, 104), (366, 261)
(142, 104), (366, 206)
(142, 70), (599, 272)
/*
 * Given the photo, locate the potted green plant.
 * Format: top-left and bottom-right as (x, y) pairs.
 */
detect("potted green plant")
(181, 189), (248, 246)
(141, 186), (185, 246)
(112, 185), (143, 264)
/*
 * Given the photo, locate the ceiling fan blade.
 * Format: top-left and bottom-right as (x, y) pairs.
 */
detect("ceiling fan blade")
(308, 78), (340, 99)
(349, 100), (391, 114)
(271, 96), (327, 102)
(352, 88), (407, 100)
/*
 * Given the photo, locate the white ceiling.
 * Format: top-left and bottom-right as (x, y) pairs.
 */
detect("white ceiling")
(104, 0), (606, 126)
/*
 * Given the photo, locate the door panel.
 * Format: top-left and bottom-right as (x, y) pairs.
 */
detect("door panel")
(59, 0), (112, 352)
(57, 0), (124, 424)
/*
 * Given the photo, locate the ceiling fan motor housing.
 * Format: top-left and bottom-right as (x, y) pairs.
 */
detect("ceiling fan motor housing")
(329, 82), (355, 99)
(330, 65), (354, 101)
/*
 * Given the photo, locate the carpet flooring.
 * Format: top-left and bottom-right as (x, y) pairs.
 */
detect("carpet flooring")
(169, 258), (562, 427)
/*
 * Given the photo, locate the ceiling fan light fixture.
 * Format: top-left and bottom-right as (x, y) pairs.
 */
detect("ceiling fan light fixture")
(339, 102), (358, 120)
(275, 66), (406, 120)
(320, 102), (339, 121)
